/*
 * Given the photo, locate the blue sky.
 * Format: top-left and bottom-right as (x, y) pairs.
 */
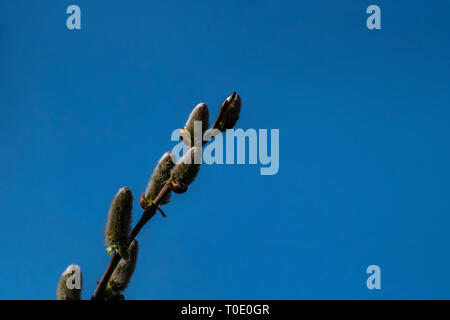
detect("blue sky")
(1, 0), (449, 299)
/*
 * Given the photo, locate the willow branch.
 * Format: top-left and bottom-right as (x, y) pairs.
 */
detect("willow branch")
(91, 92), (240, 300)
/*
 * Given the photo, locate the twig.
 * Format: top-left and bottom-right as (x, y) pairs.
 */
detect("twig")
(91, 92), (240, 300)
(156, 206), (167, 218)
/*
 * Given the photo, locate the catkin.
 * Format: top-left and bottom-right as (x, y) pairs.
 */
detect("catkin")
(183, 103), (210, 146)
(144, 152), (175, 206)
(56, 264), (82, 300)
(216, 92), (241, 132)
(104, 187), (133, 253)
(107, 239), (139, 294)
(170, 147), (201, 188)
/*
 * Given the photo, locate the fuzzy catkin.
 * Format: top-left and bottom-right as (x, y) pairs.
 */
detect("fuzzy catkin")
(56, 264), (82, 300)
(107, 239), (139, 294)
(170, 147), (201, 188)
(104, 187), (133, 249)
(145, 152), (175, 205)
(184, 103), (210, 145)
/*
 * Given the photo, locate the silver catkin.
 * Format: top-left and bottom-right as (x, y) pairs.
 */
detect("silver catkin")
(170, 147), (201, 188)
(184, 103), (210, 145)
(56, 264), (82, 300)
(104, 187), (133, 249)
(107, 239), (139, 294)
(144, 152), (175, 205)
